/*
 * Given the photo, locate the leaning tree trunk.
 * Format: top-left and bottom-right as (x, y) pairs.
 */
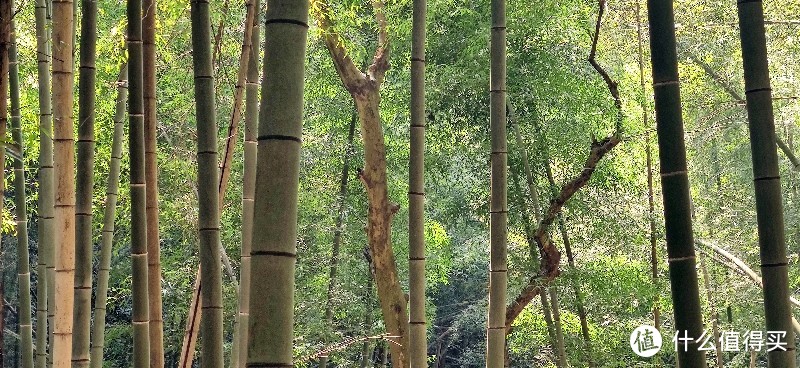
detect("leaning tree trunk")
(51, 0), (78, 365)
(72, 0), (98, 364)
(232, 2), (259, 366)
(10, 24), (34, 368)
(246, 0), (309, 366)
(128, 0), (152, 364)
(646, 0), (707, 365)
(33, 0), (54, 365)
(486, 0), (507, 365)
(89, 65), (127, 368)
(142, 0), (164, 365)
(408, 0), (427, 364)
(189, 0), (224, 366)
(736, 4), (796, 365)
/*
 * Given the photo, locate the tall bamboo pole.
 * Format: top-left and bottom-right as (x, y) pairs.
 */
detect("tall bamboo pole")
(72, 0), (98, 363)
(736, 1), (796, 365)
(0, 4), (11, 368)
(89, 65), (127, 368)
(10, 22), (34, 368)
(232, 2), (260, 366)
(34, 0), (54, 365)
(190, 0), (224, 366)
(128, 0), (151, 363)
(486, 0), (507, 363)
(646, 0), (707, 365)
(247, 0), (309, 365)
(408, 0), (427, 363)
(51, 0), (78, 365)
(142, 0), (164, 364)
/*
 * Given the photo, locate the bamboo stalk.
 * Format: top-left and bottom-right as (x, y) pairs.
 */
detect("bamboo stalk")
(128, 0), (151, 363)
(34, 0), (54, 366)
(72, 0), (98, 364)
(408, 0), (427, 363)
(736, 1), (796, 365)
(10, 21), (34, 368)
(51, 0), (78, 365)
(247, 0), (309, 365)
(645, 0), (707, 364)
(486, 0), (507, 363)
(89, 65), (127, 368)
(231, 1), (260, 366)
(142, 0), (164, 364)
(190, 0), (224, 366)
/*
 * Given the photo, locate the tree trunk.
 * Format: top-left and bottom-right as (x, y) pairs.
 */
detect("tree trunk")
(51, 0), (78, 365)
(72, 0), (97, 364)
(313, 1), (407, 364)
(33, 0), (54, 365)
(89, 65), (127, 368)
(128, 0), (152, 363)
(320, 110), (357, 368)
(231, 2), (259, 366)
(487, 0), (507, 364)
(142, 0), (164, 365)
(246, 0), (309, 366)
(646, 0), (707, 365)
(736, 3), (796, 366)
(408, 0), (427, 364)
(10, 24), (34, 368)
(189, 1), (224, 366)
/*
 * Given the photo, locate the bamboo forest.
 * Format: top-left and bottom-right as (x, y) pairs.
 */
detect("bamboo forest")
(4, 0), (800, 366)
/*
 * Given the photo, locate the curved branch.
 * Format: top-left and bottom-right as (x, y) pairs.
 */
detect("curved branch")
(505, 0), (623, 330)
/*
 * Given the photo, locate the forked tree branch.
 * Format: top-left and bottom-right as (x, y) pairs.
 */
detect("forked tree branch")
(312, 0), (390, 95)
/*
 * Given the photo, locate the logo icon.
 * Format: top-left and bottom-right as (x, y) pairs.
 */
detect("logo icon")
(630, 325), (662, 357)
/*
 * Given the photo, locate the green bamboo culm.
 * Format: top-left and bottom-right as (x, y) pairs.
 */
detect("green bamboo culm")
(645, 0), (707, 365)
(189, 0), (224, 366)
(236, 1), (259, 365)
(246, 0), (309, 365)
(142, 0), (165, 365)
(51, 0), (78, 364)
(736, 0), (797, 365)
(408, 0), (427, 364)
(89, 64), (127, 368)
(229, 1), (259, 365)
(128, 0), (151, 363)
(10, 22), (35, 368)
(486, 0), (507, 363)
(72, 0), (98, 364)
(33, 0), (54, 365)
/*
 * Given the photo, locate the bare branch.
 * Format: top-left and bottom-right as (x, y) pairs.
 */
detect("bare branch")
(588, 0), (622, 132)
